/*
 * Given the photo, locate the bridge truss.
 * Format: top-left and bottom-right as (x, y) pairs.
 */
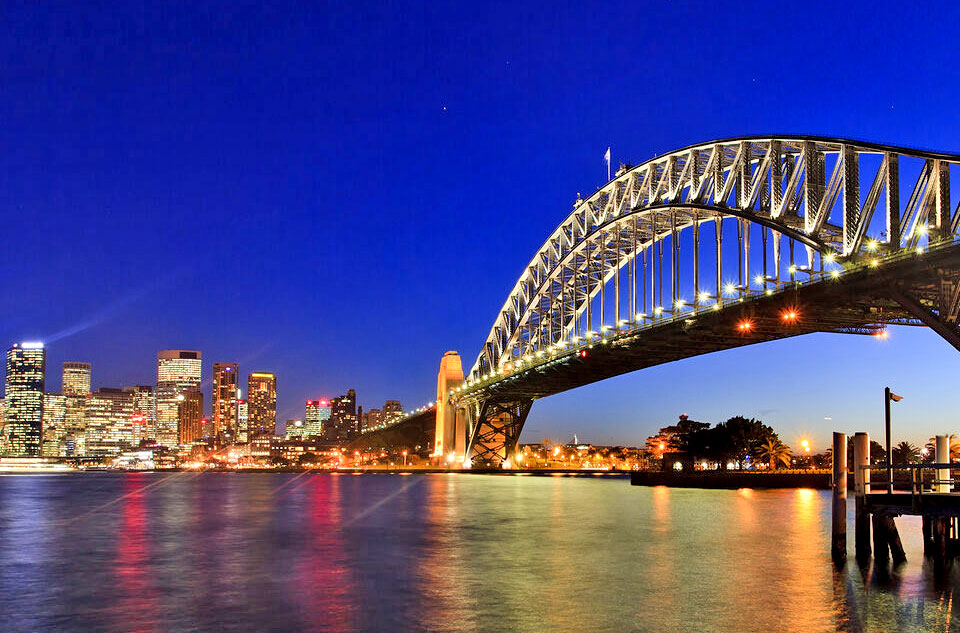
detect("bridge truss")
(456, 136), (960, 467)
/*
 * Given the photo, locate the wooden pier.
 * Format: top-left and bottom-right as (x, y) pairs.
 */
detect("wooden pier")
(832, 431), (960, 569)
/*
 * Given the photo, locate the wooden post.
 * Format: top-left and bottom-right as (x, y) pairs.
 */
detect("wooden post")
(885, 516), (907, 564)
(853, 432), (871, 561)
(932, 517), (949, 568)
(923, 515), (933, 555)
(872, 513), (889, 562)
(832, 432), (848, 565)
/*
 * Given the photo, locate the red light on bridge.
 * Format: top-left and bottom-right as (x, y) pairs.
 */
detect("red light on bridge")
(579, 350), (588, 358)
(781, 309), (799, 323)
(737, 320), (753, 332)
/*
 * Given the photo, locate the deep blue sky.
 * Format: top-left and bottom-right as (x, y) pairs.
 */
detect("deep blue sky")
(2, 2), (960, 448)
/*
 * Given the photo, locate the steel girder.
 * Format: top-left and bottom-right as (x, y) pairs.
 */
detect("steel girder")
(469, 137), (960, 381)
(463, 398), (533, 468)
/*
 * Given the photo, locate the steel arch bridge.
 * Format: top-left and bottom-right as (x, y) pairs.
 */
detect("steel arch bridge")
(365, 136), (960, 468)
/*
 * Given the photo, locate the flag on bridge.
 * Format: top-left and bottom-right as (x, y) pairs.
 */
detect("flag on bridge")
(604, 146), (611, 181)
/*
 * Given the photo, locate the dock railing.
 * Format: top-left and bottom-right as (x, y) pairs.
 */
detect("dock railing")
(856, 462), (956, 510)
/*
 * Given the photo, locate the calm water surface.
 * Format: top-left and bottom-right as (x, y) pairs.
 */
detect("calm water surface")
(0, 472), (957, 632)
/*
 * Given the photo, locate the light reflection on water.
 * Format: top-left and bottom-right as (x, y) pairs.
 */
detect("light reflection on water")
(0, 473), (958, 632)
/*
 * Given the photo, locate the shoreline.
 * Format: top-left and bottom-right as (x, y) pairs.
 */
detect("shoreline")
(630, 470), (831, 489)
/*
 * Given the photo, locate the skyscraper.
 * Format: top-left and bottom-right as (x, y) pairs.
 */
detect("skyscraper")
(304, 399), (331, 437)
(328, 389), (357, 441)
(212, 362), (239, 442)
(177, 391), (204, 445)
(62, 362), (91, 396)
(84, 388), (136, 457)
(5, 342), (46, 456)
(62, 362), (91, 456)
(156, 350), (202, 447)
(237, 399), (249, 443)
(41, 392), (66, 456)
(247, 373), (277, 438)
(124, 385), (155, 447)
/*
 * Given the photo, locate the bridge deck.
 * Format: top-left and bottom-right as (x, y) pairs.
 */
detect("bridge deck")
(462, 244), (960, 403)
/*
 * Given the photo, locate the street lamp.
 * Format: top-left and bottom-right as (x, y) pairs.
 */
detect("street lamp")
(884, 386), (904, 494)
(402, 450), (408, 467)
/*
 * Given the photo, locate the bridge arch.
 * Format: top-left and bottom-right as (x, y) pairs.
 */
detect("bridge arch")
(470, 137), (960, 381)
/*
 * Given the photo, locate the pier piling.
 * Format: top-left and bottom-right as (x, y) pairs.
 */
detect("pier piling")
(853, 432), (871, 561)
(832, 432), (847, 565)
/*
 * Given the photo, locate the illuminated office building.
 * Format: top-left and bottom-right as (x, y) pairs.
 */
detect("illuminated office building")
(156, 350), (202, 447)
(285, 419), (304, 440)
(212, 362), (239, 442)
(5, 342), (46, 457)
(177, 391), (204, 445)
(62, 362), (91, 396)
(124, 385), (155, 447)
(303, 399), (331, 437)
(41, 392), (66, 456)
(84, 388), (136, 457)
(61, 362), (92, 456)
(237, 399), (249, 443)
(247, 373), (277, 438)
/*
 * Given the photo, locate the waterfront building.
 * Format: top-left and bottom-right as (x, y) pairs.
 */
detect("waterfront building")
(5, 342), (46, 457)
(237, 399), (249, 443)
(62, 362), (91, 456)
(156, 350), (202, 447)
(247, 373), (277, 438)
(304, 399), (331, 437)
(249, 434), (273, 463)
(41, 392), (66, 457)
(177, 391), (204, 445)
(84, 388), (136, 457)
(212, 362), (239, 442)
(381, 400), (404, 425)
(124, 385), (155, 447)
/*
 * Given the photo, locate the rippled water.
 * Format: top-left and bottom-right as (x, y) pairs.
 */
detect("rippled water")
(0, 472), (957, 632)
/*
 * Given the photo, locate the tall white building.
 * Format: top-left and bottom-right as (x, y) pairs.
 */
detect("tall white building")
(156, 350), (202, 447)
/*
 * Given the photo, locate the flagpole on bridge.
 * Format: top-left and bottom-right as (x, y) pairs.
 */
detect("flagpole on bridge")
(604, 146), (611, 182)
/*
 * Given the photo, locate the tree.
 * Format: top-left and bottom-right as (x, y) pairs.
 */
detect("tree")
(299, 452), (320, 466)
(892, 441), (920, 464)
(645, 414), (710, 454)
(684, 416), (777, 469)
(869, 440), (887, 465)
(759, 438), (792, 469)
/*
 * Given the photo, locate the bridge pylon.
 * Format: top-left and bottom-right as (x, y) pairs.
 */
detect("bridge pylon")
(432, 351), (464, 466)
